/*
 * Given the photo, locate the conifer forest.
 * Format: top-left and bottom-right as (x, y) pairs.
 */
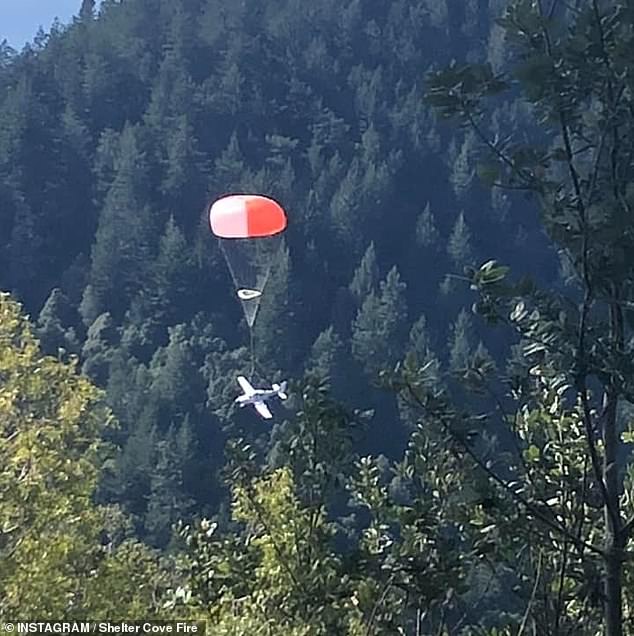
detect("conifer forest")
(3, 0), (634, 633)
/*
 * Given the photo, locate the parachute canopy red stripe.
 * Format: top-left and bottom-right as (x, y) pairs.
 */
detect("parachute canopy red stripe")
(209, 194), (287, 238)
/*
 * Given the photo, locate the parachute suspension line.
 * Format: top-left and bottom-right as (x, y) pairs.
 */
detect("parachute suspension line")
(248, 328), (270, 383)
(249, 328), (256, 378)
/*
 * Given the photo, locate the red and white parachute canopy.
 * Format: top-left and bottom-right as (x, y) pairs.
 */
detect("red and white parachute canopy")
(209, 194), (287, 327)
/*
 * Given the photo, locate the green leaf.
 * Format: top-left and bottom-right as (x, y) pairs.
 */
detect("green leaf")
(525, 445), (540, 462)
(621, 431), (634, 444)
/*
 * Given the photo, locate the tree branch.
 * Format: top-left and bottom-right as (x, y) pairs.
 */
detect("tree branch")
(404, 382), (606, 559)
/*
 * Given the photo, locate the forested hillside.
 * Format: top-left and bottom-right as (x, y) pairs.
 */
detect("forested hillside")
(0, 0), (551, 541)
(2, 0), (634, 634)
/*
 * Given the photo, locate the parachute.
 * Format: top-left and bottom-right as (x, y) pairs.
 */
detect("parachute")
(209, 194), (287, 329)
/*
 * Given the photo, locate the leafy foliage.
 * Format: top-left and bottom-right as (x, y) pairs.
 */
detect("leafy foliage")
(0, 293), (169, 617)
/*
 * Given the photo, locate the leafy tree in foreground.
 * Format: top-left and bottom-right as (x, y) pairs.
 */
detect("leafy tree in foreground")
(0, 292), (169, 618)
(171, 382), (500, 635)
(425, 1), (634, 633)
(173, 383), (367, 634)
(180, 467), (352, 635)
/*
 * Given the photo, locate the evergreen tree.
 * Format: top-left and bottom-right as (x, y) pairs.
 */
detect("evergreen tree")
(252, 245), (294, 375)
(448, 308), (474, 373)
(408, 313), (441, 377)
(149, 323), (204, 429)
(79, 0), (95, 21)
(352, 266), (407, 376)
(155, 215), (196, 305)
(81, 312), (118, 384)
(79, 284), (101, 327)
(212, 132), (246, 192)
(134, 215), (198, 331)
(490, 184), (511, 224)
(305, 326), (345, 388)
(145, 433), (194, 548)
(36, 287), (80, 356)
(447, 211), (474, 269)
(144, 50), (194, 132)
(87, 125), (155, 320)
(349, 241), (379, 304)
(7, 203), (43, 305)
(103, 350), (151, 435)
(397, 313), (443, 427)
(415, 202), (440, 248)
(94, 128), (121, 196)
(161, 115), (203, 206)
(106, 397), (159, 516)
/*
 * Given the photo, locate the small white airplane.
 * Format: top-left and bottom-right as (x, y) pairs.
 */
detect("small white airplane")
(234, 375), (288, 419)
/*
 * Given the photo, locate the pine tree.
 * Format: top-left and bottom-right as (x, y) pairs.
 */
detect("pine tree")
(252, 245), (294, 375)
(94, 129), (121, 196)
(161, 115), (203, 203)
(397, 313), (443, 426)
(415, 202), (440, 248)
(145, 434), (194, 548)
(36, 288), (80, 356)
(349, 241), (379, 304)
(7, 202), (43, 305)
(174, 414), (199, 501)
(305, 326), (345, 387)
(450, 135), (474, 201)
(448, 309), (473, 373)
(145, 49), (194, 131)
(81, 312), (118, 384)
(136, 215), (198, 329)
(112, 410), (157, 517)
(213, 132), (246, 192)
(78, 284), (101, 327)
(352, 266), (408, 376)
(408, 313), (441, 376)
(329, 159), (361, 246)
(102, 350), (153, 441)
(87, 125), (155, 320)
(149, 323), (204, 429)
(447, 211), (474, 269)
(79, 0), (95, 21)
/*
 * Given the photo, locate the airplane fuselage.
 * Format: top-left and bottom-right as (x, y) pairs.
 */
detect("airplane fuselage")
(235, 389), (279, 407)
(234, 376), (288, 419)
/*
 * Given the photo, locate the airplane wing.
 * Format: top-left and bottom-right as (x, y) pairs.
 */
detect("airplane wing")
(253, 401), (273, 419)
(237, 375), (255, 396)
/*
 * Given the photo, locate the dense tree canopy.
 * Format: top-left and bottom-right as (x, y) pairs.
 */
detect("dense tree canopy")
(2, 0), (634, 633)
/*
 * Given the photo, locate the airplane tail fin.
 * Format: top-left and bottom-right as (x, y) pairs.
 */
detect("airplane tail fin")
(277, 381), (288, 400)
